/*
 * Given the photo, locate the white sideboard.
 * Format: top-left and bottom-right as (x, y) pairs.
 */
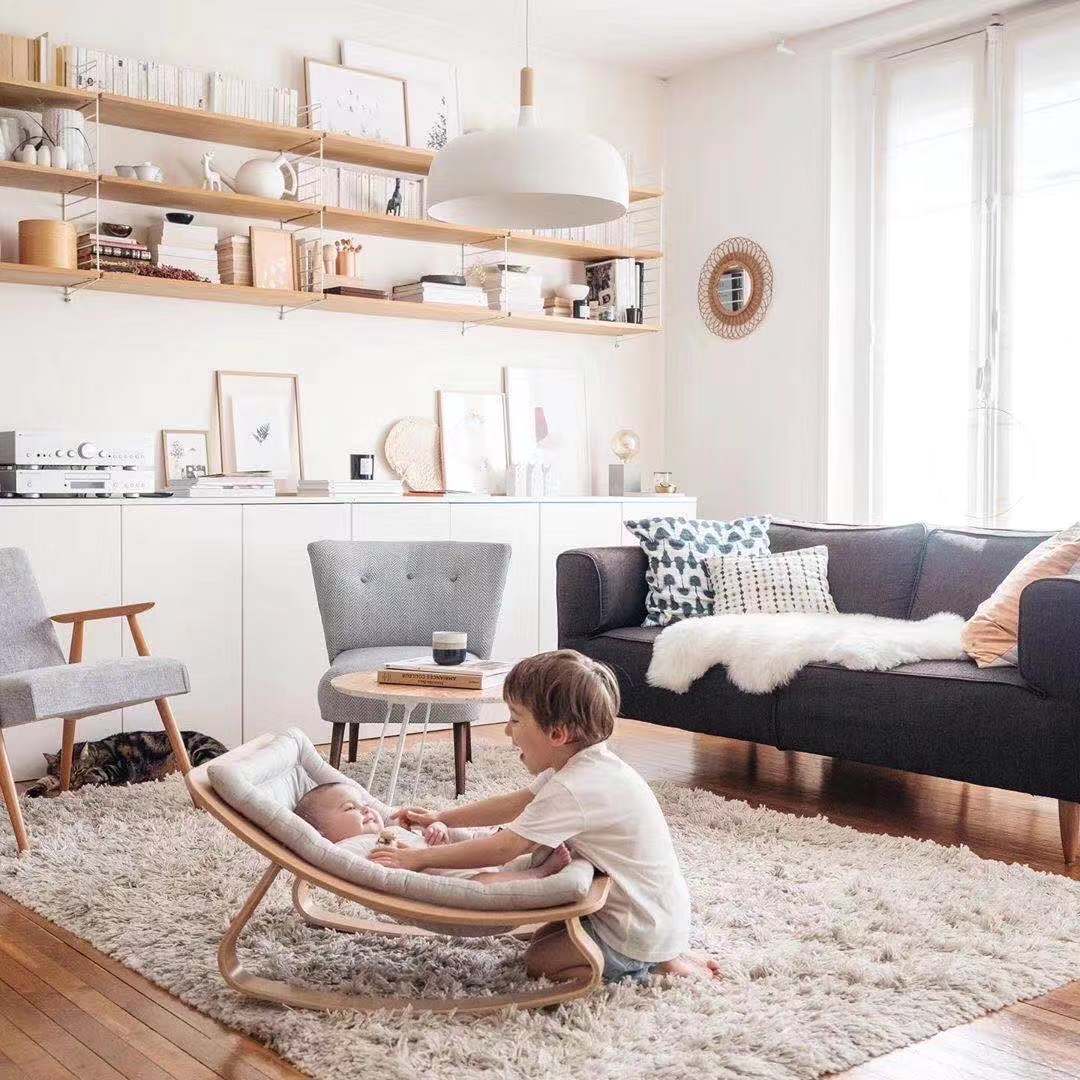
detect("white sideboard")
(0, 495), (695, 779)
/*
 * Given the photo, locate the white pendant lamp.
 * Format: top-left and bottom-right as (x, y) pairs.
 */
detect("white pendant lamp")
(426, 2), (629, 230)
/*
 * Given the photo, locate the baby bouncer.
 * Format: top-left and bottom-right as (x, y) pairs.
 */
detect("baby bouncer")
(186, 728), (609, 1014)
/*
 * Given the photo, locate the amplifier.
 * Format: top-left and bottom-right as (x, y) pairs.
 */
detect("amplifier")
(0, 430), (153, 467)
(0, 467), (155, 498)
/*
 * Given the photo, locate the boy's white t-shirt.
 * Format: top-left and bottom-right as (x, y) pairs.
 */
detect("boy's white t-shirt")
(508, 741), (690, 963)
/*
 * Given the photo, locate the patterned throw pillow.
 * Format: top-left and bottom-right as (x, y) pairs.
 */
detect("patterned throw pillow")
(625, 515), (771, 626)
(705, 545), (838, 615)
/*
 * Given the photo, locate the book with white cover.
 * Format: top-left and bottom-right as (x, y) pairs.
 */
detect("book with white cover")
(377, 656), (513, 689)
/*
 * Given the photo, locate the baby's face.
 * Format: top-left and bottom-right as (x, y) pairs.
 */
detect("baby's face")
(313, 785), (384, 843)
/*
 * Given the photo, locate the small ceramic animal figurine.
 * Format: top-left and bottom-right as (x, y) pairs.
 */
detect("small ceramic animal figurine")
(201, 149), (224, 192)
(386, 178), (403, 216)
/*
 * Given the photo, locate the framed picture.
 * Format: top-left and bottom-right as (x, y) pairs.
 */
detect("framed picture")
(249, 227), (297, 291)
(161, 428), (210, 488)
(437, 390), (508, 495)
(305, 58), (408, 144)
(215, 371), (304, 488)
(340, 41), (460, 150)
(503, 367), (590, 495)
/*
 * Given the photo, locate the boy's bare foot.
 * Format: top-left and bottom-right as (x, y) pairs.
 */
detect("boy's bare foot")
(655, 951), (723, 980)
(524, 843), (572, 879)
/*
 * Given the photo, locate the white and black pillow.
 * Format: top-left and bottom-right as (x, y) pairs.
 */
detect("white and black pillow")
(625, 515), (771, 626)
(705, 545), (837, 615)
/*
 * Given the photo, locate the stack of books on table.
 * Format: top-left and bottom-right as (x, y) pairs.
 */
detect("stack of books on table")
(150, 221), (220, 283)
(217, 235), (252, 286)
(172, 473), (276, 498)
(377, 657), (514, 690)
(480, 268), (543, 314)
(297, 479), (403, 497)
(392, 280), (487, 307)
(543, 295), (575, 318)
(77, 231), (152, 271)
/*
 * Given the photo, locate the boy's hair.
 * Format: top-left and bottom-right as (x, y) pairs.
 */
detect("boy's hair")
(293, 782), (348, 830)
(503, 649), (620, 746)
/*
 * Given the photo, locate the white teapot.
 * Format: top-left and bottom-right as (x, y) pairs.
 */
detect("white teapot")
(221, 152), (297, 200)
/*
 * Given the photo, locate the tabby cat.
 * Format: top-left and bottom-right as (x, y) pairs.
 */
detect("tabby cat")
(25, 730), (226, 797)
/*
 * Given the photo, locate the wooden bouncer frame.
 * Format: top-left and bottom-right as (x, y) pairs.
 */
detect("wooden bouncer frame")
(185, 738), (611, 1015)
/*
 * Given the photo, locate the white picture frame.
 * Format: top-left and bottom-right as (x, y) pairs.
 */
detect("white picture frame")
(437, 390), (508, 495)
(215, 370), (304, 489)
(340, 41), (460, 150)
(503, 367), (591, 495)
(305, 58), (407, 144)
(161, 428), (210, 488)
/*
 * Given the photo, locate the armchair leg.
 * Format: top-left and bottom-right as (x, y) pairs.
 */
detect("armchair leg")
(155, 698), (191, 775)
(60, 717), (77, 791)
(348, 723), (359, 763)
(1060, 800), (1079, 865)
(0, 730), (29, 855)
(329, 723), (345, 769)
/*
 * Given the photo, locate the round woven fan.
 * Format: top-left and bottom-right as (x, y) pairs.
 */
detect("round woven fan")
(384, 417), (444, 492)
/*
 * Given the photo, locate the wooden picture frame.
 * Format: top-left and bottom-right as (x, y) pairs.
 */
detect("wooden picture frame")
(161, 428), (211, 489)
(304, 58), (408, 145)
(249, 227), (297, 291)
(215, 370), (304, 489)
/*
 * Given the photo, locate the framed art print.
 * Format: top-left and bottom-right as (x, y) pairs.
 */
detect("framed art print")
(249, 227), (297, 291)
(437, 390), (508, 494)
(161, 428), (210, 488)
(305, 58), (408, 144)
(215, 370), (304, 489)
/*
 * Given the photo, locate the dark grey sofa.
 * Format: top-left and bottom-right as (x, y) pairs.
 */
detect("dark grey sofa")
(556, 520), (1080, 862)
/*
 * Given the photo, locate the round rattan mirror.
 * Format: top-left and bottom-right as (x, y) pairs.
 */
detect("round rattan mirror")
(697, 237), (773, 339)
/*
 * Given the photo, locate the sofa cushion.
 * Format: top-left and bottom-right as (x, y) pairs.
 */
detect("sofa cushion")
(768, 521), (926, 618)
(706, 546), (837, 615)
(774, 659), (1080, 801)
(908, 527), (1053, 621)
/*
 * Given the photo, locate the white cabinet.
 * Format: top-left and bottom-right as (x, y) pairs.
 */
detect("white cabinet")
(538, 504), (623, 649)
(620, 498), (698, 543)
(0, 505), (121, 780)
(242, 504), (350, 743)
(351, 502), (451, 541)
(121, 506), (242, 748)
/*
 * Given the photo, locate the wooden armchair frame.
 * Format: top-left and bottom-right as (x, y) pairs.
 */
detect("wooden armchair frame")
(186, 740), (610, 1015)
(0, 601), (190, 856)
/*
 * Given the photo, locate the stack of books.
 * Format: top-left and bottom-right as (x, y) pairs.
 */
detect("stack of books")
(77, 231), (151, 271)
(297, 479), (403, 497)
(217, 236), (252, 286)
(151, 221), (220, 282)
(377, 657), (513, 690)
(586, 257), (644, 323)
(392, 281), (487, 307)
(0, 32), (50, 81)
(479, 267), (543, 314)
(544, 296), (575, 318)
(173, 474), (276, 498)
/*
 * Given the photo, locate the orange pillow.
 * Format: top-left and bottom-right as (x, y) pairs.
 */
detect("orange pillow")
(961, 523), (1080, 667)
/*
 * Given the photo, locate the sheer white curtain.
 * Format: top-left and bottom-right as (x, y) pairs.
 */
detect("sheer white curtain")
(867, 7), (1080, 529)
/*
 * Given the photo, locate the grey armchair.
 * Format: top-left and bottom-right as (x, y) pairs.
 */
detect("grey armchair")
(0, 547), (191, 854)
(308, 540), (511, 794)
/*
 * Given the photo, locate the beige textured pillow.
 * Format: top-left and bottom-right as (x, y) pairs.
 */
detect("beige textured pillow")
(961, 523), (1080, 667)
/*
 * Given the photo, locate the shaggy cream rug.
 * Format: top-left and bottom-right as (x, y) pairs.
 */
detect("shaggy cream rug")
(3, 743), (1080, 1080)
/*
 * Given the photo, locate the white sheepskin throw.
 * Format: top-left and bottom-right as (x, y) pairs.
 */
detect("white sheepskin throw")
(647, 611), (967, 694)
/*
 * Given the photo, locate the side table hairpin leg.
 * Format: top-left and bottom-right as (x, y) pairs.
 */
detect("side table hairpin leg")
(409, 703), (433, 803)
(384, 702), (418, 806)
(366, 702), (395, 790)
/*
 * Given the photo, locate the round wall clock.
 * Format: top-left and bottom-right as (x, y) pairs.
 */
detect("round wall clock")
(697, 237), (773, 339)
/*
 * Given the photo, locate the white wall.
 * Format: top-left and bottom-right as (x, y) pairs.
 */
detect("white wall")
(662, 0), (1035, 523)
(0, 0), (666, 493)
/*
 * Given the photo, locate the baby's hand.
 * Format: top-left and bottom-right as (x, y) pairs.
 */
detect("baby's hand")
(423, 821), (450, 846)
(368, 845), (426, 871)
(391, 805), (439, 829)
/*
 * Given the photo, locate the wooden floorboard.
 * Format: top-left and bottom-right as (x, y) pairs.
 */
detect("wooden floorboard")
(4, 717), (1079, 1079)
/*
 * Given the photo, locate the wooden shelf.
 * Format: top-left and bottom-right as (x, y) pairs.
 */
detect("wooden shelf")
(0, 79), (663, 202)
(0, 262), (660, 336)
(503, 231), (662, 262)
(0, 159), (96, 195)
(322, 205), (499, 246)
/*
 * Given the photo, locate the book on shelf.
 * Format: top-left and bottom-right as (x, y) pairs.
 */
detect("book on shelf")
(586, 256), (641, 322)
(392, 283), (487, 306)
(377, 657), (513, 690)
(297, 479), (404, 495)
(77, 245), (152, 261)
(78, 232), (142, 247)
(0, 32), (50, 82)
(173, 474), (276, 497)
(153, 245), (219, 262)
(151, 223), (218, 249)
(322, 285), (389, 300)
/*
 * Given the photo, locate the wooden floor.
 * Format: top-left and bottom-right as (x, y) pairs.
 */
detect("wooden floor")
(4, 718), (1079, 1079)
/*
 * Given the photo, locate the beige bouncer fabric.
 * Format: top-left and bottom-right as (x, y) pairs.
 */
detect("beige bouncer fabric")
(206, 728), (594, 913)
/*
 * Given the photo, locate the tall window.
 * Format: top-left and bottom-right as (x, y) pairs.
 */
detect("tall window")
(871, 9), (1080, 529)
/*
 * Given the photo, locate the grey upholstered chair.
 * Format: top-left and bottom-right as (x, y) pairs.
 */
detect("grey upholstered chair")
(308, 540), (511, 795)
(0, 547), (191, 854)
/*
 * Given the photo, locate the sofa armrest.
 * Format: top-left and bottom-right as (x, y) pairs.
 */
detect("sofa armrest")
(557, 547), (647, 642)
(1018, 576), (1080, 704)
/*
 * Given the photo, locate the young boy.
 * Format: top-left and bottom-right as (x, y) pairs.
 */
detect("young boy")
(369, 649), (720, 983)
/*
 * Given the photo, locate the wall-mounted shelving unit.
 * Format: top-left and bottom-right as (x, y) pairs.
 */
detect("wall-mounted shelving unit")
(0, 77), (664, 339)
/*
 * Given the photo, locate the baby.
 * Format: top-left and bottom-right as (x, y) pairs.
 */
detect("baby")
(293, 781), (570, 884)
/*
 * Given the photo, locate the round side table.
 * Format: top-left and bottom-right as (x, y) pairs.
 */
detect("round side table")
(330, 671), (505, 804)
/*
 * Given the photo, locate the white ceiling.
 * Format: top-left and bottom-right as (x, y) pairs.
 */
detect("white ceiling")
(379, 1), (916, 76)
